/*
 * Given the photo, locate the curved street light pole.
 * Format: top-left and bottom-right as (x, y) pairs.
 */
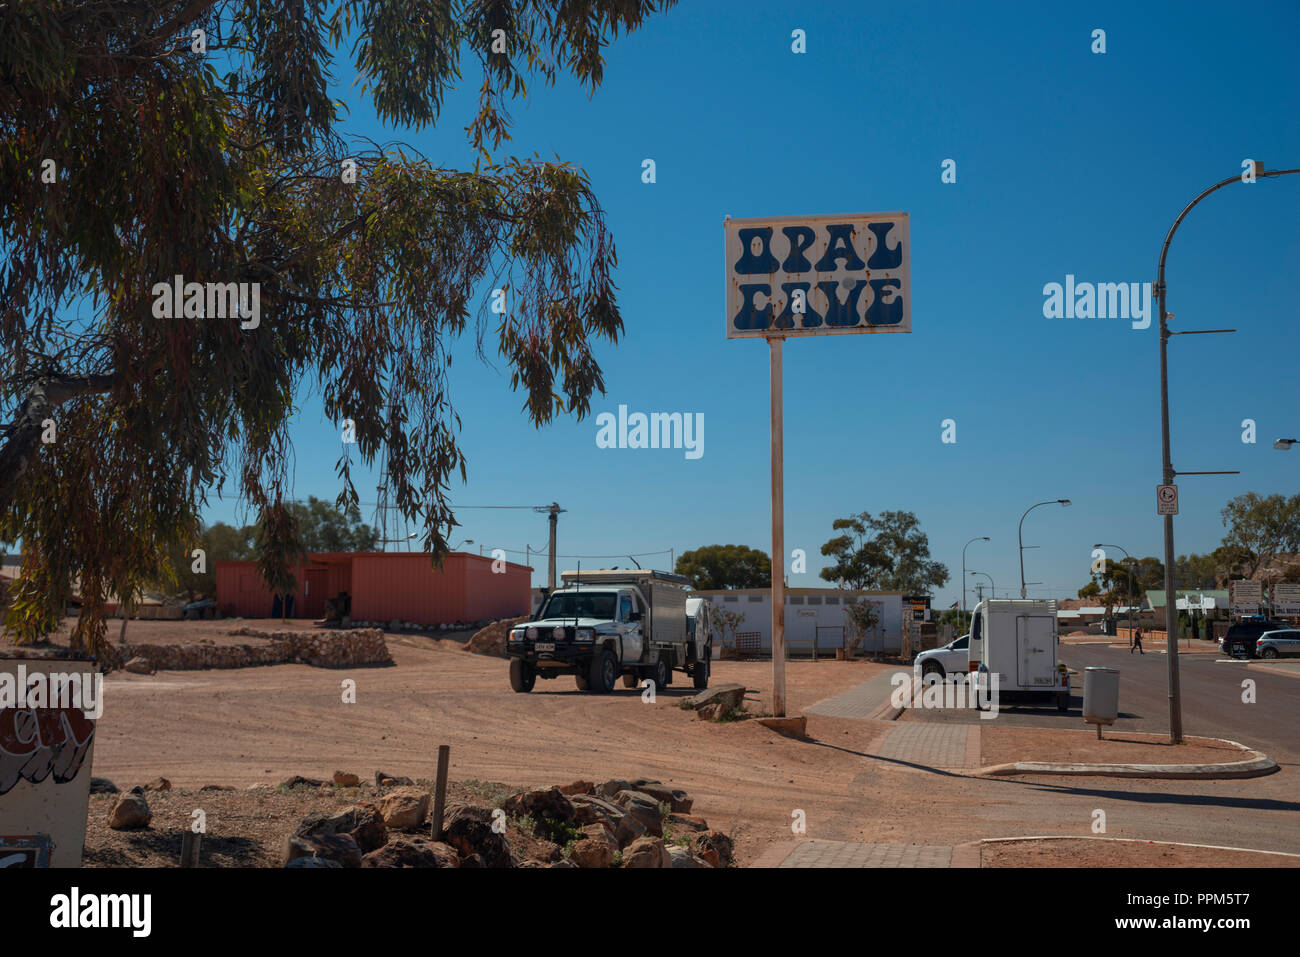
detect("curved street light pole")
(1019, 500), (1071, 598)
(962, 536), (990, 623)
(970, 570), (995, 601)
(1155, 163), (1299, 744)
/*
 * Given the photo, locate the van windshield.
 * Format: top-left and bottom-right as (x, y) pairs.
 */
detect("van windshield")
(540, 591), (618, 620)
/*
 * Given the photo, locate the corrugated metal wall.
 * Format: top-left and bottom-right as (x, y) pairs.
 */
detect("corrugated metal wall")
(216, 552), (531, 624)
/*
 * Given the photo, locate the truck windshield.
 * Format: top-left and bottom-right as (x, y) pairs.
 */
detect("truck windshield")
(540, 591), (617, 620)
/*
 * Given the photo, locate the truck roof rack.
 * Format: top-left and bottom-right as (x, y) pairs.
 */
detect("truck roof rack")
(560, 569), (693, 588)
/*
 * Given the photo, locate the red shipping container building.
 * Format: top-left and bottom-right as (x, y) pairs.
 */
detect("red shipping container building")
(215, 551), (532, 625)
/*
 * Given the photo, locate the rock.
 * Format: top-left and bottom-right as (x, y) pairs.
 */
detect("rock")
(613, 790), (663, 837)
(199, 784), (235, 791)
(631, 779), (693, 813)
(90, 777), (119, 795)
(286, 856), (342, 868)
(622, 836), (671, 868)
(283, 833), (362, 868)
(667, 812), (708, 832)
(333, 771), (360, 787)
(667, 845), (713, 868)
(696, 703), (721, 720)
(296, 805), (388, 854)
(377, 787), (430, 830)
(375, 771), (414, 788)
(549, 858), (578, 868)
(570, 824), (617, 868)
(143, 776), (171, 792)
(691, 829), (734, 868)
(557, 780), (595, 796)
(107, 793), (151, 830)
(569, 794), (625, 829)
(501, 787), (575, 842)
(614, 813), (647, 849)
(361, 837), (460, 868)
(757, 715), (807, 738)
(442, 805), (513, 868)
(596, 778), (635, 799)
(280, 775), (325, 789)
(691, 682), (746, 713)
(124, 656), (155, 675)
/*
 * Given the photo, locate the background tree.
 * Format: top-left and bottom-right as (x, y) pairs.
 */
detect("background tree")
(0, 1), (675, 654)
(843, 597), (882, 657)
(710, 606), (746, 651)
(286, 496), (378, 553)
(1220, 492), (1300, 579)
(820, 510), (948, 593)
(675, 544), (770, 591)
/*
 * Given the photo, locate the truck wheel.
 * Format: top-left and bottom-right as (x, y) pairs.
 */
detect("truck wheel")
(589, 649), (617, 694)
(622, 673), (639, 689)
(509, 659), (536, 693)
(653, 655), (670, 691)
(692, 646), (711, 689)
(1055, 690), (1068, 712)
(574, 669), (590, 691)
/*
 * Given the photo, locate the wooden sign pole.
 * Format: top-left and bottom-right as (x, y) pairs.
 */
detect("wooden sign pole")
(769, 334), (786, 717)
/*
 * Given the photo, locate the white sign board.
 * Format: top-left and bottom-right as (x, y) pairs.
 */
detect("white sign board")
(1156, 484), (1179, 515)
(1230, 579), (1262, 615)
(724, 212), (910, 338)
(1, 658), (99, 867)
(1271, 583), (1300, 616)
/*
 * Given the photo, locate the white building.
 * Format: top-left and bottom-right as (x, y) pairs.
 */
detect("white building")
(697, 587), (905, 655)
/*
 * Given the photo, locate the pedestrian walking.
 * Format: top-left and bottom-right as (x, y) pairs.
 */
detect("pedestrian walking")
(1131, 627), (1144, 654)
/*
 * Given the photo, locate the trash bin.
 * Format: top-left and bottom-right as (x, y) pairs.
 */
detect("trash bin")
(1083, 666), (1119, 737)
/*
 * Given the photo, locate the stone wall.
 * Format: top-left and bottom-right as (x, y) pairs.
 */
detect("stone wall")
(120, 628), (392, 671)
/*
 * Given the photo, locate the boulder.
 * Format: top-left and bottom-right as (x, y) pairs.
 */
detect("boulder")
(375, 771), (414, 788)
(442, 805), (513, 868)
(501, 787), (575, 841)
(107, 792), (151, 830)
(614, 813), (647, 849)
(377, 787), (430, 830)
(361, 837), (460, 868)
(332, 771), (360, 787)
(283, 833), (362, 868)
(124, 656), (155, 675)
(90, 777), (119, 795)
(690, 682), (746, 713)
(613, 790), (663, 837)
(557, 780), (595, 796)
(667, 845), (713, 868)
(667, 813), (709, 832)
(596, 778), (635, 799)
(199, 784), (235, 791)
(622, 836), (671, 868)
(286, 856), (342, 868)
(691, 829), (734, 868)
(280, 775), (325, 789)
(570, 824), (617, 868)
(143, 776), (171, 792)
(696, 703), (721, 720)
(296, 805), (388, 854)
(631, 779), (692, 813)
(569, 794), (625, 829)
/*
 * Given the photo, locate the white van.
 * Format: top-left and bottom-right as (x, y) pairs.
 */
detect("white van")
(967, 599), (1068, 711)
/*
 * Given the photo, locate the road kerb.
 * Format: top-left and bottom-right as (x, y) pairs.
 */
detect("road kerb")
(980, 835), (1300, 860)
(975, 736), (1277, 780)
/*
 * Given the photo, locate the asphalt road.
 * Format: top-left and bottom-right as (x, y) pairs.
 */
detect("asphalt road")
(906, 641), (1300, 763)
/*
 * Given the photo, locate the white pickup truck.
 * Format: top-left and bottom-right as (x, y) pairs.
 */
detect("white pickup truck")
(505, 569), (711, 694)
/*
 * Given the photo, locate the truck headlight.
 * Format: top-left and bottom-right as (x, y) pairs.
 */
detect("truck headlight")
(575, 628), (594, 642)
(509, 629), (525, 642)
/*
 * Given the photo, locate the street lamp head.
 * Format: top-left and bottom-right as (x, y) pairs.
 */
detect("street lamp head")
(1058, 499), (1071, 506)
(981, 536), (990, 541)
(1274, 438), (1297, 450)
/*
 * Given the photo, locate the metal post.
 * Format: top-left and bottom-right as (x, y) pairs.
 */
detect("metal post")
(769, 336), (786, 717)
(547, 507), (558, 591)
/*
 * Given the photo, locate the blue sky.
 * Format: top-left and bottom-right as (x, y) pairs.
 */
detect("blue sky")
(202, 1), (1300, 607)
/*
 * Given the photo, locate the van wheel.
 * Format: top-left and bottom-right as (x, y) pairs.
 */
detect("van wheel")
(1055, 691), (1068, 712)
(509, 659), (536, 693)
(653, 655), (670, 691)
(693, 647), (711, 690)
(589, 649), (617, 693)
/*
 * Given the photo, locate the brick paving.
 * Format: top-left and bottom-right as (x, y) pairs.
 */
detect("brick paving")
(876, 722), (974, 768)
(777, 840), (952, 868)
(806, 668), (909, 719)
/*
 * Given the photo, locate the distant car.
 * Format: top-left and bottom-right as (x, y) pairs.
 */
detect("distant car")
(1219, 619), (1290, 659)
(915, 634), (969, 681)
(1256, 629), (1300, 659)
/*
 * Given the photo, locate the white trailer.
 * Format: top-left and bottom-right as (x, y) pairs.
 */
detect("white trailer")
(967, 598), (1068, 711)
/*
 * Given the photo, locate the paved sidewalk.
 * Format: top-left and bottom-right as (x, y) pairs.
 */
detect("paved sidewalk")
(752, 839), (965, 868)
(876, 723), (976, 768)
(806, 668), (909, 719)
